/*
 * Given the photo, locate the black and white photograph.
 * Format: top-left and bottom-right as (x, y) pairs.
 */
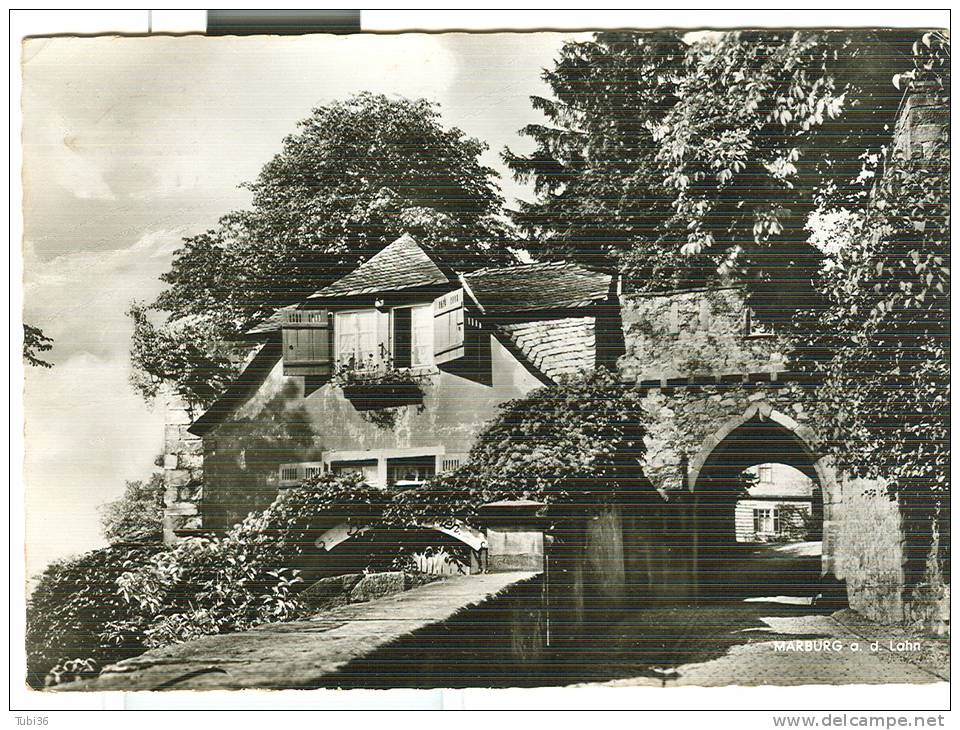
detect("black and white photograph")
(13, 9), (950, 715)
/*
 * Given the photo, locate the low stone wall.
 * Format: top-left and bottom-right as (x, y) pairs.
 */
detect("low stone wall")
(311, 574), (549, 689)
(300, 571), (440, 611)
(56, 572), (540, 692)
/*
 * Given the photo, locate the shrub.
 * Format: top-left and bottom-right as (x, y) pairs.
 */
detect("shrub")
(25, 543), (161, 689)
(106, 472), (387, 650)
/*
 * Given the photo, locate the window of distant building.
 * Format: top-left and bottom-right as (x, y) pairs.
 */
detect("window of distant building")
(753, 507), (780, 534)
(386, 455), (436, 489)
(330, 459), (380, 487)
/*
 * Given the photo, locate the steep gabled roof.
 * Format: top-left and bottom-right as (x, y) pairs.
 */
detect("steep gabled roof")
(240, 237), (611, 344)
(463, 261), (611, 314)
(496, 317), (597, 383)
(307, 233), (453, 300)
(188, 341), (281, 436)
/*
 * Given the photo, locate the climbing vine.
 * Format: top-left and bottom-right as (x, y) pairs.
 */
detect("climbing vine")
(387, 370), (651, 528)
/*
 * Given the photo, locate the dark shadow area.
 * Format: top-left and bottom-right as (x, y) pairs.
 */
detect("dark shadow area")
(308, 575), (836, 689)
(693, 414), (828, 601)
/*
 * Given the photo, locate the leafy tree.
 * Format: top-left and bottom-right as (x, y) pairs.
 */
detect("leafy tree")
(504, 32), (687, 279)
(99, 471), (165, 544)
(23, 324), (53, 368)
(803, 34), (949, 589)
(132, 93), (516, 408)
(506, 30), (917, 321)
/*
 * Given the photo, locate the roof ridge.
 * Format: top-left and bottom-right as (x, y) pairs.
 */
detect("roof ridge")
(466, 259), (580, 278)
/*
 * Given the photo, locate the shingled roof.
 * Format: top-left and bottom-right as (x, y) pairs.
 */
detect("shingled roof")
(463, 261), (611, 314)
(241, 236), (612, 339)
(496, 317), (597, 382)
(244, 304), (298, 337)
(308, 233), (453, 300)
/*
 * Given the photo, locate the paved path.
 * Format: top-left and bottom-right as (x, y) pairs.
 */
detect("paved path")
(573, 601), (946, 688)
(58, 571), (538, 692)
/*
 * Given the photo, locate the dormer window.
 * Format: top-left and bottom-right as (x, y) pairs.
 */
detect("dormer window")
(393, 304), (434, 369)
(335, 310), (379, 368)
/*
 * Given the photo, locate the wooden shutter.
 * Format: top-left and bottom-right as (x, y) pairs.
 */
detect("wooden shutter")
(433, 288), (467, 365)
(281, 309), (333, 376)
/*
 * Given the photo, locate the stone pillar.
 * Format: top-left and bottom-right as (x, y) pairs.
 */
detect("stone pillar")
(895, 80), (947, 161)
(478, 500), (546, 572)
(161, 394), (204, 545)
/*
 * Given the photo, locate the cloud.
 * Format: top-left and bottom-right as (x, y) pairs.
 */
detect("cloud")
(22, 228), (187, 360)
(23, 351), (166, 579)
(22, 231), (181, 576)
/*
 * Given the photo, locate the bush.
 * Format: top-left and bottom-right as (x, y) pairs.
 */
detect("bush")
(105, 472), (388, 650)
(25, 543), (161, 688)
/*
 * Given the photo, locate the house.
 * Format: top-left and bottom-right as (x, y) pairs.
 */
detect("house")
(160, 79), (947, 628)
(167, 233), (618, 540)
(734, 463), (820, 543)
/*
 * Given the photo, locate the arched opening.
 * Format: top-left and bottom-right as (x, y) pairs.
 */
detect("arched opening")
(690, 406), (834, 600)
(299, 521), (488, 582)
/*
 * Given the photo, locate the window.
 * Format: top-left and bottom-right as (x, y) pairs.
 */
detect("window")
(758, 465), (774, 484)
(753, 507), (781, 535)
(387, 456), (436, 489)
(330, 459), (380, 487)
(392, 304), (434, 368)
(440, 454), (467, 473)
(278, 461), (325, 487)
(335, 311), (379, 369)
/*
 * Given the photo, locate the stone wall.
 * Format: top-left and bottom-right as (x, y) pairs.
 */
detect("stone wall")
(834, 479), (905, 623)
(636, 382), (818, 491)
(161, 395), (205, 544)
(834, 479), (950, 635)
(619, 287), (790, 384)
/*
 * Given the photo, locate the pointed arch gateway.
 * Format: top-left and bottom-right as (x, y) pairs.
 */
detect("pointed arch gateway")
(686, 402), (841, 595)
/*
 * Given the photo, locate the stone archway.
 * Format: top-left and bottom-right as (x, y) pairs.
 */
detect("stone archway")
(314, 520), (489, 575)
(687, 402), (841, 592)
(315, 520), (488, 552)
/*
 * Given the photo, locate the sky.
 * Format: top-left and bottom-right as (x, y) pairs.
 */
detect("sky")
(20, 31), (592, 578)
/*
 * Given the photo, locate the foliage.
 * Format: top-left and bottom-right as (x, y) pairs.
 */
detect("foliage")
(132, 93), (516, 409)
(330, 345), (431, 389)
(99, 471), (165, 544)
(23, 324), (53, 368)
(103, 533), (302, 650)
(388, 370), (649, 527)
(506, 30), (919, 320)
(504, 32), (686, 278)
(104, 473), (386, 650)
(128, 303), (241, 410)
(773, 504), (818, 543)
(25, 543), (161, 689)
(802, 34), (950, 586)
